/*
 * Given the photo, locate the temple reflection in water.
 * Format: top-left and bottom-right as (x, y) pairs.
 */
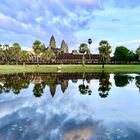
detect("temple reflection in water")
(0, 72), (139, 98)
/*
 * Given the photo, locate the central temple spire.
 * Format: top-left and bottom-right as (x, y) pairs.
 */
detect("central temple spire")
(49, 35), (56, 49)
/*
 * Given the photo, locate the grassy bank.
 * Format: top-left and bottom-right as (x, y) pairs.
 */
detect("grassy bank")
(0, 65), (140, 74)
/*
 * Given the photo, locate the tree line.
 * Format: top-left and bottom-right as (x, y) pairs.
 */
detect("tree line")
(0, 39), (140, 66)
(79, 40), (140, 68)
(0, 40), (55, 66)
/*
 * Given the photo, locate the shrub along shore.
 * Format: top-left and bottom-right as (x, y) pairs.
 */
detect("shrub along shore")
(0, 65), (140, 74)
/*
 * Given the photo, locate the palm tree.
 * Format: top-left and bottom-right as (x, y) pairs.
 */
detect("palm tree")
(98, 40), (112, 68)
(20, 50), (29, 66)
(0, 46), (3, 62)
(2, 44), (10, 64)
(41, 48), (55, 63)
(136, 46), (140, 61)
(32, 40), (45, 66)
(12, 43), (21, 65)
(79, 43), (89, 66)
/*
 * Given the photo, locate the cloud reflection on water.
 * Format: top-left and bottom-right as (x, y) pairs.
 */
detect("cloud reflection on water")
(0, 73), (140, 140)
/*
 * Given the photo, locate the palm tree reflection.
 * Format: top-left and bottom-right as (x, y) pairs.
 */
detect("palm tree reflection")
(98, 71), (112, 98)
(12, 74), (22, 94)
(0, 72), (139, 98)
(0, 84), (3, 94)
(135, 76), (140, 92)
(78, 72), (92, 95)
(3, 76), (12, 93)
(33, 83), (44, 97)
(33, 75), (45, 97)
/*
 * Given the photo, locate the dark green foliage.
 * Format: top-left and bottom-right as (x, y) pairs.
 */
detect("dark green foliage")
(33, 83), (44, 97)
(114, 46), (137, 61)
(79, 43), (89, 54)
(32, 40), (45, 54)
(79, 43), (89, 66)
(114, 74), (134, 87)
(98, 71), (112, 98)
(136, 46), (140, 61)
(79, 84), (91, 95)
(32, 40), (46, 66)
(135, 76), (140, 92)
(98, 40), (112, 68)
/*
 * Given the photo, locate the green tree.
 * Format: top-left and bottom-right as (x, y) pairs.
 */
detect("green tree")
(42, 48), (55, 62)
(20, 50), (29, 66)
(0, 46), (3, 62)
(32, 40), (45, 66)
(128, 50), (137, 61)
(136, 46), (140, 61)
(114, 46), (131, 62)
(79, 43), (89, 66)
(32, 40), (41, 58)
(12, 43), (21, 65)
(98, 40), (112, 68)
(2, 44), (10, 64)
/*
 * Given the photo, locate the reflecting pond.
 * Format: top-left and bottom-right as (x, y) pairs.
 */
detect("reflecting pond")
(0, 72), (140, 140)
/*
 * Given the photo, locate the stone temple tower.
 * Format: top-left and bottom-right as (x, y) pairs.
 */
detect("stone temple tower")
(61, 40), (69, 53)
(49, 35), (56, 49)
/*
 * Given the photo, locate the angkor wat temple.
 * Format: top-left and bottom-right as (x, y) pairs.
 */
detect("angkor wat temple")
(28, 35), (100, 64)
(48, 35), (100, 64)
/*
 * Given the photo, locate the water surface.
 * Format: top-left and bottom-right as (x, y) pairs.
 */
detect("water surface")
(0, 72), (140, 140)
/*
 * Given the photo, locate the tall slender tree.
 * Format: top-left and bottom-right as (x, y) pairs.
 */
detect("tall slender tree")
(79, 43), (89, 66)
(32, 40), (45, 66)
(41, 48), (55, 63)
(2, 44), (10, 64)
(0, 46), (3, 62)
(136, 46), (140, 61)
(98, 40), (112, 68)
(12, 43), (21, 65)
(20, 50), (29, 66)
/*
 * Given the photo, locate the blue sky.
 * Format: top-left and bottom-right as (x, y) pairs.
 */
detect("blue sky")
(0, 0), (140, 53)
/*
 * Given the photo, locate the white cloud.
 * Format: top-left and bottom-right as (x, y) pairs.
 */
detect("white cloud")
(0, 0), (140, 52)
